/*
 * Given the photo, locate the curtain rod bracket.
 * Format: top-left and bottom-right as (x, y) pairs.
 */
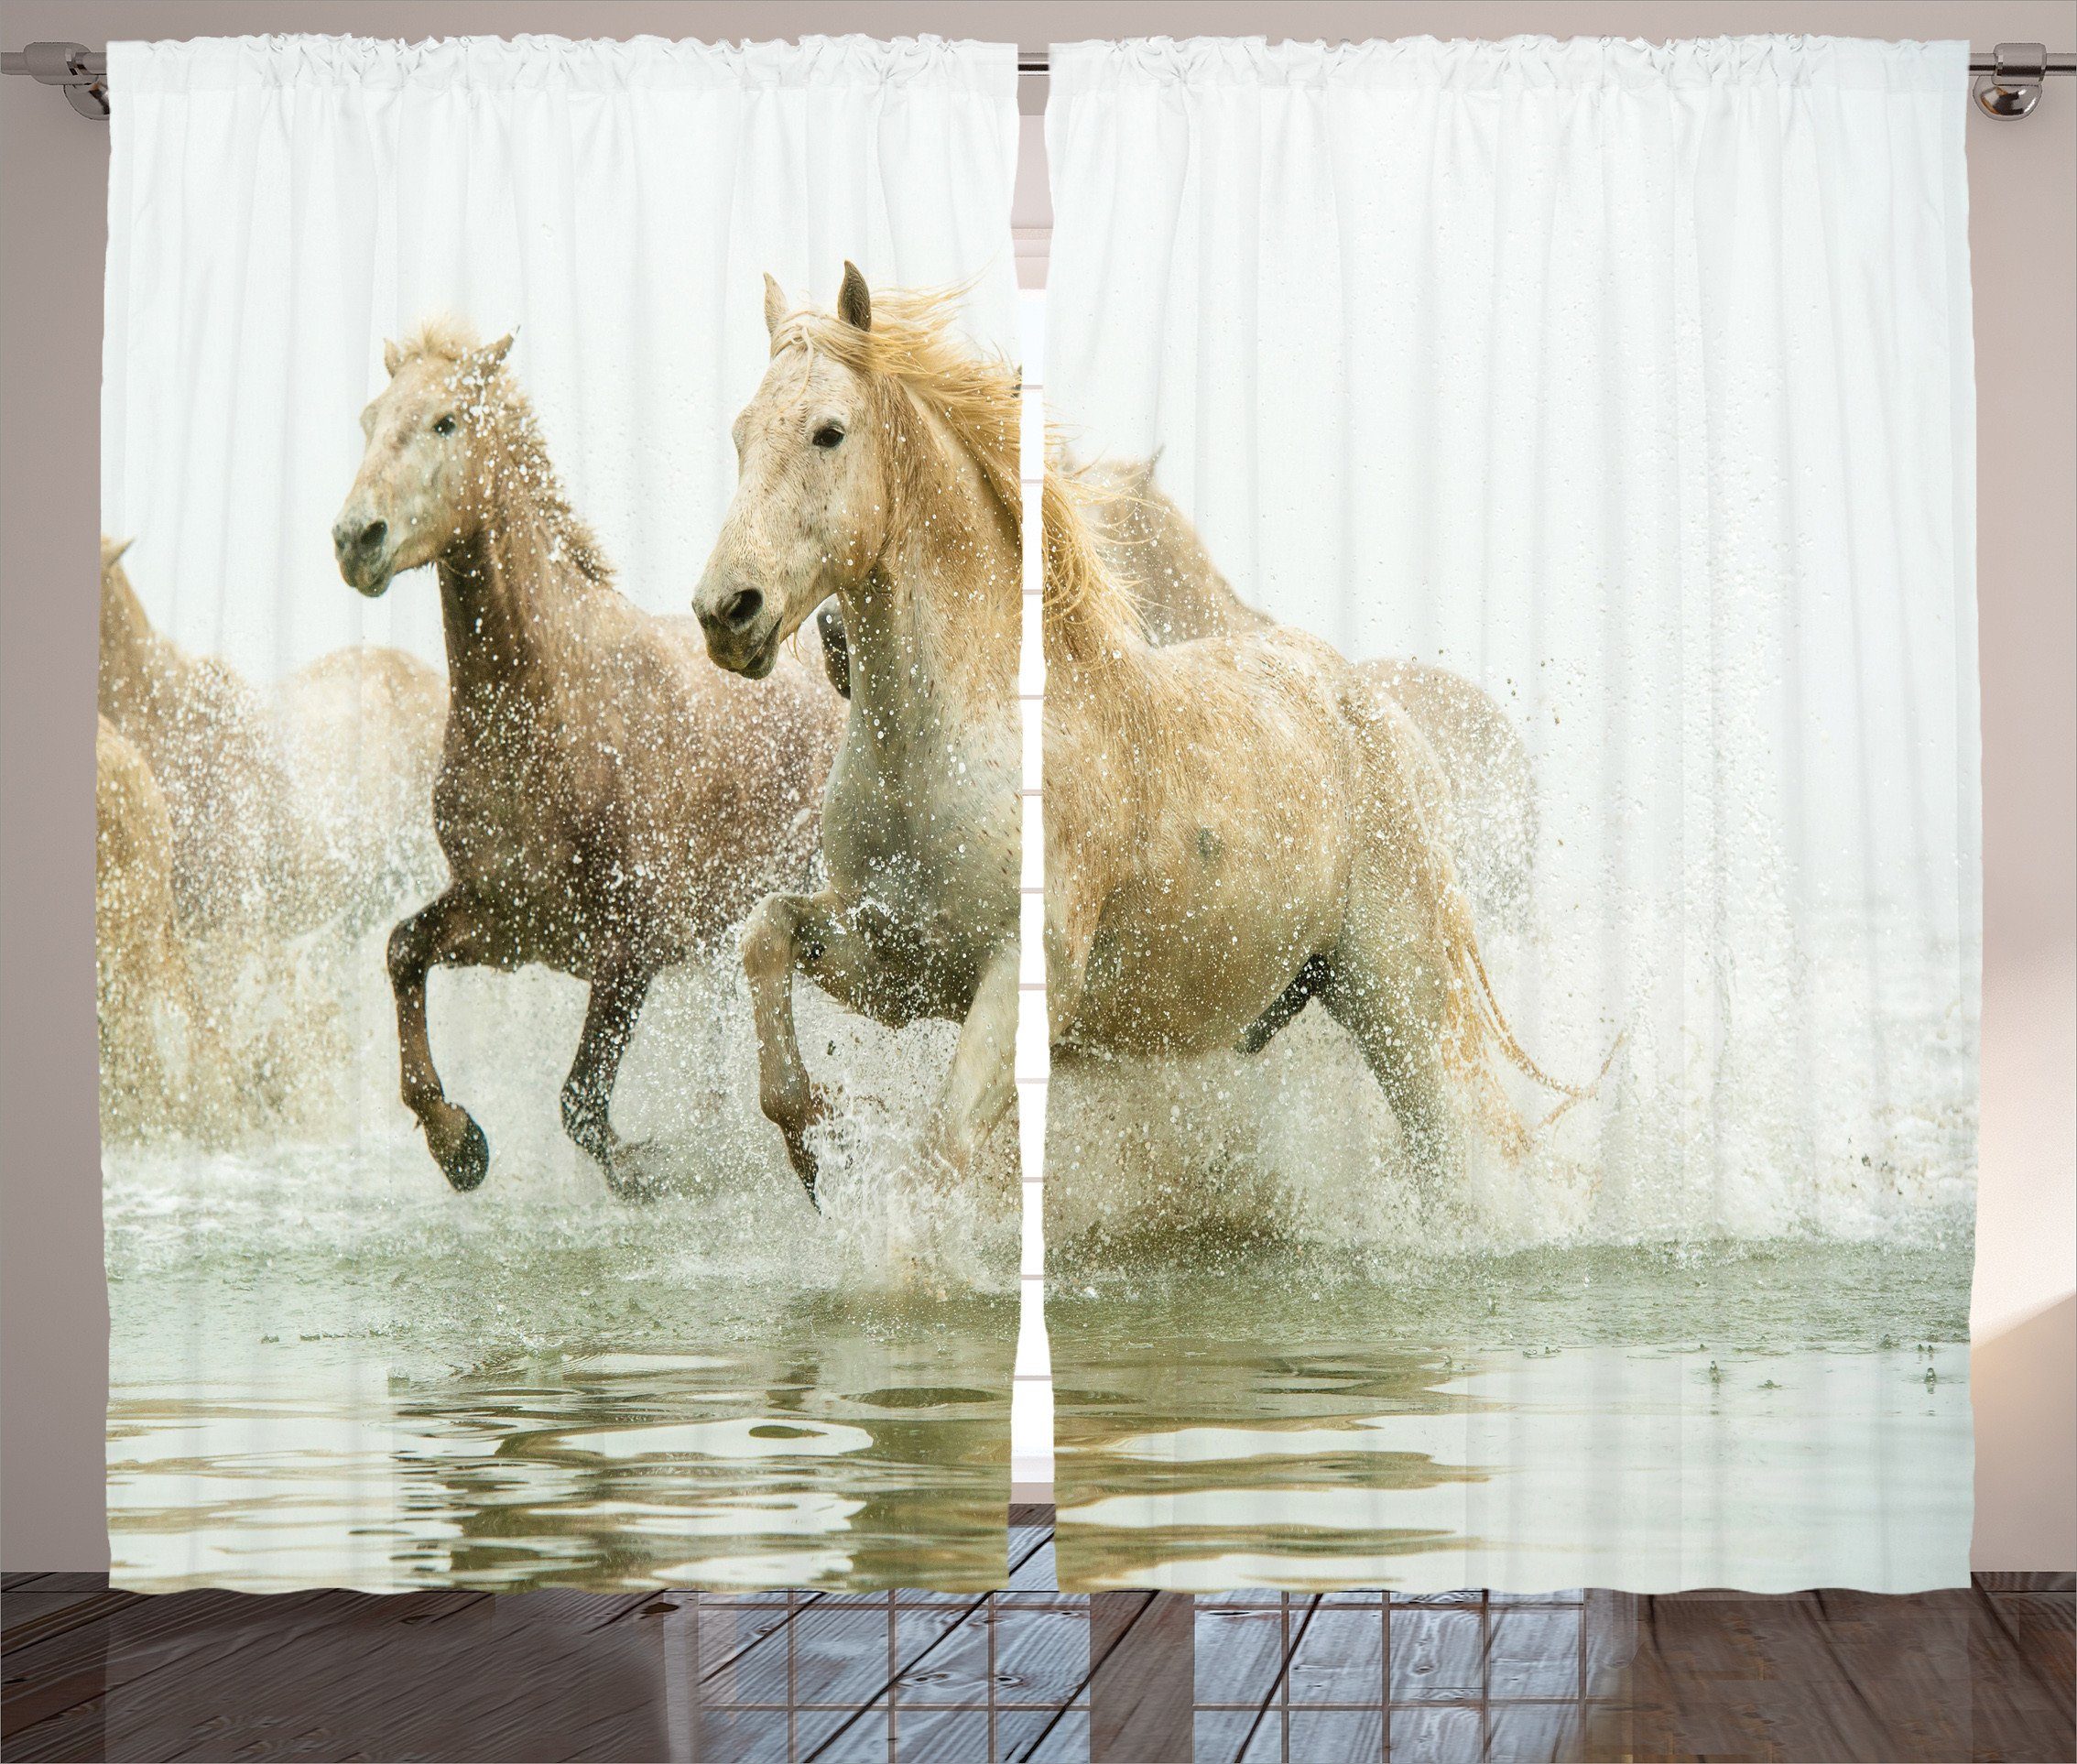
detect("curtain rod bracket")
(1974, 42), (2059, 118)
(2, 41), (108, 118)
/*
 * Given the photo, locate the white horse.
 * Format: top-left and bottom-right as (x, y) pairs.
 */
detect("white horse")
(696, 268), (1582, 1201)
(694, 269), (1022, 1199)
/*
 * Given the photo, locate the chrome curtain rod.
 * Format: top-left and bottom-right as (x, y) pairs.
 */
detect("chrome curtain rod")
(9, 39), (2076, 121)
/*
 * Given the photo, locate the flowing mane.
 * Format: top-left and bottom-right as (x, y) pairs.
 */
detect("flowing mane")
(778, 289), (1141, 669)
(391, 319), (614, 588)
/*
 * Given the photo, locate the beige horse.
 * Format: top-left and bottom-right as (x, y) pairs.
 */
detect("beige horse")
(1072, 455), (1539, 931)
(334, 321), (842, 1195)
(820, 457), (1539, 929)
(273, 644), (447, 927)
(698, 270), (1567, 1194)
(96, 714), (194, 1138)
(694, 270), (1024, 1200)
(99, 538), (304, 934)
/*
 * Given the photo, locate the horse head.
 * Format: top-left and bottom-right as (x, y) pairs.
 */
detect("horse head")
(333, 327), (514, 597)
(694, 264), (893, 679)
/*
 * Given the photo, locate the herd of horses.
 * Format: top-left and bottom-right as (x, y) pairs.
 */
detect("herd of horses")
(100, 265), (1581, 1207)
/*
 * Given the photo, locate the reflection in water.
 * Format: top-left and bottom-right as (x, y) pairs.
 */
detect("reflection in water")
(111, 1322), (1014, 1594)
(105, 937), (1021, 1593)
(1049, 1248), (1973, 1595)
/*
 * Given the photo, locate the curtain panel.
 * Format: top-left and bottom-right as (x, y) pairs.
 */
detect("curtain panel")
(1040, 34), (1978, 1594)
(98, 32), (1023, 1594)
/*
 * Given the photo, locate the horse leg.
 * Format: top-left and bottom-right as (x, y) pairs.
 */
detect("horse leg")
(387, 890), (494, 1192)
(1317, 951), (1458, 1189)
(560, 956), (659, 1201)
(930, 944), (1020, 1180)
(1234, 953), (1332, 1055)
(742, 888), (876, 1205)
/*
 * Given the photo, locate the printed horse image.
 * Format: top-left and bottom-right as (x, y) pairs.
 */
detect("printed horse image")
(334, 321), (842, 1196)
(698, 269), (1573, 1197)
(695, 269), (1024, 1201)
(273, 644), (448, 927)
(1074, 457), (1542, 931)
(819, 457), (1539, 928)
(99, 538), (305, 934)
(96, 713), (199, 1138)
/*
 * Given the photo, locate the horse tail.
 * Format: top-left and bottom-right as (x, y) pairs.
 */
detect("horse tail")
(1456, 924), (1626, 1131)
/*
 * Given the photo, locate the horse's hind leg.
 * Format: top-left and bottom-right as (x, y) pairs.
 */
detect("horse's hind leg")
(560, 955), (658, 1201)
(1317, 951), (1457, 1189)
(387, 890), (495, 1192)
(1235, 953), (1332, 1055)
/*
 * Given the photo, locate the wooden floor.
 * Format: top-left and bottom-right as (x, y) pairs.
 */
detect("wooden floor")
(4, 1513), (2070, 1761)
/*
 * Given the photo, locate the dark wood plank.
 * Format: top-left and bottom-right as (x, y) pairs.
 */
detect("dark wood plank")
(4, 1559), (2068, 1764)
(3, 1587), (147, 1654)
(5, 1590), (493, 1762)
(1090, 1590), (1194, 1763)
(1975, 1572), (2076, 1595)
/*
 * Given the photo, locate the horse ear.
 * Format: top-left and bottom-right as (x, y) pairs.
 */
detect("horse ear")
(101, 535), (135, 570)
(477, 332), (515, 370)
(382, 338), (404, 376)
(837, 261), (872, 332)
(763, 273), (787, 338)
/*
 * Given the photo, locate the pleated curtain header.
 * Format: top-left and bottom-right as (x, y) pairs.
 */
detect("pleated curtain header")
(109, 34), (1015, 96)
(1049, 34), (1967, 94)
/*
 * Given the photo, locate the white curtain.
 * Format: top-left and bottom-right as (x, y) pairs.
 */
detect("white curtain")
(105, 33), (1019, 674)
(1043, 36), (1978, 1594)
(100, 33), (1020, 1594)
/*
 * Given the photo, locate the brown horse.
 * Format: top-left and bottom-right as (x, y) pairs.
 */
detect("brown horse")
(333, 321), (843, 1196)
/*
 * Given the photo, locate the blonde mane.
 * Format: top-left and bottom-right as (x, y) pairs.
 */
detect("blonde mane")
(779, 289), (1141, 670)
(392, 319), (614, 588)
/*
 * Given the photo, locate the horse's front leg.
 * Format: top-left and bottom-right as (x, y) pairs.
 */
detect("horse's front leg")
(742, 888), (872, 1205)
(930, 943), (1021, 1181)
(560, 953), (659, 1201)
(387, 889), (495, 1191)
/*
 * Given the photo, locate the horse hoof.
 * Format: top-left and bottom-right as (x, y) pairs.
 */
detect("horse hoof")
(604, 1140), (666, 1203)
(439, 1119), (490, 1192)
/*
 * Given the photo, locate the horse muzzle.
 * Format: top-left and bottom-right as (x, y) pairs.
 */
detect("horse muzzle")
(694, 578), (783, 679)
(332, 515), (397, 597)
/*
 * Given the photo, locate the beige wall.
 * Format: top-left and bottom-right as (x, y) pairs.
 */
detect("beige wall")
(5, 0), (2070, 1571)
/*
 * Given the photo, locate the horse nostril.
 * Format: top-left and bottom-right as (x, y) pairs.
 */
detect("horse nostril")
(359, 519), (388, 552)
(722, 588), (765, 631)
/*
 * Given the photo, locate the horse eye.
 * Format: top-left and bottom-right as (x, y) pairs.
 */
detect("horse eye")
(812, 423), (845, 450)
(432, 414), (459, 437)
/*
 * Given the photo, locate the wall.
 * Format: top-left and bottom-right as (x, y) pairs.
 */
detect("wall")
(5, 0), (2071, 1572)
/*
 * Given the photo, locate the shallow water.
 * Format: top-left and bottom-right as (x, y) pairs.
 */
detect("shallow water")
(1046, 1247), (1973, 1595)
(109, 1323), (1013, 1594)
(105, 940), (1020, 1594)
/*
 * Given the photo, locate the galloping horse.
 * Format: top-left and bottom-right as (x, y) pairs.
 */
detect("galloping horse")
(694, 270), (1023, 1200)
(1071, 456), (1540, 931)
(819, 457), (1539, 929)
(335, 321), (842, 1195)
(99, 537), (303, 934)
(273, 643), (448, 929)
(696, 269), (1569, 1198)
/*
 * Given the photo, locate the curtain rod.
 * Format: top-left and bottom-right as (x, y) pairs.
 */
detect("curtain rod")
(8, 40), (2074, 121)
